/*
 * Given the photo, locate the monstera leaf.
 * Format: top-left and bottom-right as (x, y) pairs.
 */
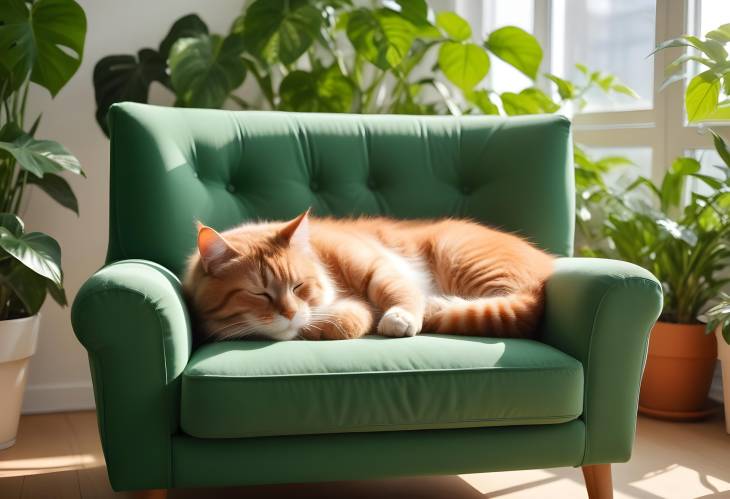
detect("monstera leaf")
(347, 8), (417, 70)
(0, 217), (66, 316)
(0, 0), (87, 96)
(238, 0), (322, 65)
(93, 50), (167, 135)
(92, 14), (208, 135)
(0, 228), (62, 286)
(0, 213), (23, 237)
(169, 33), (247, 109)
(279, 67), (355, 112)
(27, 173), (79, 215)
(0, 133), (83, 178)
(159, 14), (209, 60)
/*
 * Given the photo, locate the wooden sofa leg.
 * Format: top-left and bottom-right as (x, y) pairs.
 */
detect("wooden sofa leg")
(582, 464), (613, 499)
(133, 490), (168, 499)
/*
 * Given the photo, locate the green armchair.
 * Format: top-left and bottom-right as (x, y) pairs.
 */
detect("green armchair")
(71, 103), (662, 499)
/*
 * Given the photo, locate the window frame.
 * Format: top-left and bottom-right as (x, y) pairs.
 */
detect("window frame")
(458, 0), (730, 182)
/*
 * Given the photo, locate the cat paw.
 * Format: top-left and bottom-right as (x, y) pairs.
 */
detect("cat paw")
(377, 307), (420, 337)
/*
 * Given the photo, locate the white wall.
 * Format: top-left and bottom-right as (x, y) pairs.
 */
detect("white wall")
(21, 0), (247, 413)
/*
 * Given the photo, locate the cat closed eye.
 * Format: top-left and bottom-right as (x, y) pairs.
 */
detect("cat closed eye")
(253, 291), (273, 303)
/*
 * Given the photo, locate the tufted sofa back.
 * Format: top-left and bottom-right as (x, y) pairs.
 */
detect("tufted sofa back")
(107, 103), (574, 275)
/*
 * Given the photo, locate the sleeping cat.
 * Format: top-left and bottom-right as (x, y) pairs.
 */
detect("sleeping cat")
(183, 211), (554, 342)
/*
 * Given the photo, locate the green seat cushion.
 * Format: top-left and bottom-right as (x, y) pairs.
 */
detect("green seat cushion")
(181, 335), (583, 438)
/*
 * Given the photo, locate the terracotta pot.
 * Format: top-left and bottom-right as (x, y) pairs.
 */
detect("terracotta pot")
(639, 321), (718, 420)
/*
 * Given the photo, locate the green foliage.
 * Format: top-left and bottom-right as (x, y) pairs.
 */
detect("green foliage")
(654, 25), (730, 122)
(485, 26), (542, 79)
(0, 0), (86, 319)
(438, 41), (490, 91)
(240, 0), (322, 65)
(93, 1), (634, 129)
(436, 12), (471, 41)
(578, 133), (730, 325)
(279, 66), (355, 112)
(706, 293), (730, 344)
(634, 22), (730, 331)
(0, 0), (87, 96)
(169, 34), (248, 108)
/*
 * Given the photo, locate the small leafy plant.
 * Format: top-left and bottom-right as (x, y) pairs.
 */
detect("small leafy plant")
(0, 0), (87, 320)
(581, 132), (730, 324)
(579, 22), (730, 326)
(654, 22), (730, 121)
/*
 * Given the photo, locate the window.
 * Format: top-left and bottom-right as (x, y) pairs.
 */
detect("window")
(585, 146), (653, 180)
(552, 0), (655, 112)
(461, 0), (730, 184)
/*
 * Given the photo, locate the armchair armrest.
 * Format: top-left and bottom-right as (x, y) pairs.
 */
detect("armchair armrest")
(541, 257), (662, 465)
(71, 259), (192, 490)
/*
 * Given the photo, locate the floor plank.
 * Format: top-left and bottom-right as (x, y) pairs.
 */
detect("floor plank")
(0, 411), (728, 498)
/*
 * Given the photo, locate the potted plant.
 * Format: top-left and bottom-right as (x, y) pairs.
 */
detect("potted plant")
(580, 129), (730, 419)
(0, 0), (86, 448)
(707, 294), (730, 432)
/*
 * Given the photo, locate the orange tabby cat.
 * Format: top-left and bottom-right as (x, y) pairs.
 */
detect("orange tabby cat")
(183, 211), (554, 342)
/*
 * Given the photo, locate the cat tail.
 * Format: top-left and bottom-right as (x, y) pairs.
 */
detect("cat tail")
(423, 291), (544, 339)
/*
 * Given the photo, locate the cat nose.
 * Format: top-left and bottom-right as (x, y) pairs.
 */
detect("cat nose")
(281, 309), (296, 320)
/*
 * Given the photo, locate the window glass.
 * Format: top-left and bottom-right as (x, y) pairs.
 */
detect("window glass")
(699, 0), (730, 36)
(551, 0), (655, 112)
(584, 146), (653, 182)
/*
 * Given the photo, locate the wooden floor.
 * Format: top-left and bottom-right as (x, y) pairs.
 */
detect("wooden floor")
(0, 411), (728, 499)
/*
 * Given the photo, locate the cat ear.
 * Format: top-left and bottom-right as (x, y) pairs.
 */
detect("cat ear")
(197, 224), (236, 274)
(278, 209), (310, 249)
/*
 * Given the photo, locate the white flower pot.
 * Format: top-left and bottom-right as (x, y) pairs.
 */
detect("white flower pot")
(718, 328), (730, 434)
(0, 314), (40, 449)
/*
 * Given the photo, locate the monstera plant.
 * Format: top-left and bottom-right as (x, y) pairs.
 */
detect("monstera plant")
(0, 0), (86, 449)
(0, 0), (86, 319)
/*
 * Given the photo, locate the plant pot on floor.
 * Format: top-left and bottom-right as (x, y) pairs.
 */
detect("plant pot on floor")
(639, 321), (719, 421)
(0, 315), (40, 449)
(717, 328), (730, 434)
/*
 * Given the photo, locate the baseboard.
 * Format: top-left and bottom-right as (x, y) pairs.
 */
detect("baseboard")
(21, 381), (96, 414)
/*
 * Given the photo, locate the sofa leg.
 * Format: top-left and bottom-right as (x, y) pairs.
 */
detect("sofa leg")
(133, 490), (168, 499)
(582, 464), (613, 499)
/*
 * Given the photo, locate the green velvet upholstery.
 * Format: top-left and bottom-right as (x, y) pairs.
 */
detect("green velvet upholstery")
(182, 336), (583, 438)
(72, 103), (662, 492)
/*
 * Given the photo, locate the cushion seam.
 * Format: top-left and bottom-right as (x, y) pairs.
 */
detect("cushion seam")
(182, 414), (582, 439)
